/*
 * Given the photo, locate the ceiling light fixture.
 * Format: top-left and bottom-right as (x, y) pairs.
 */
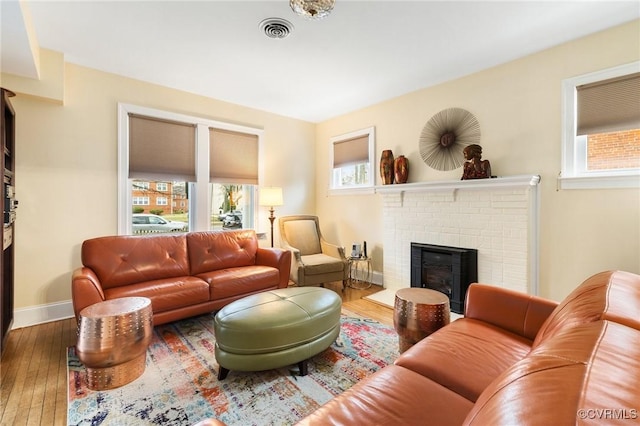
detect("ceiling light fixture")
(290, 0), (335, 20)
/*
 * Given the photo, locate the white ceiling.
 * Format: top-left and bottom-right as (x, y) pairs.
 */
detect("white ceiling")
(2, 1), (639, 122)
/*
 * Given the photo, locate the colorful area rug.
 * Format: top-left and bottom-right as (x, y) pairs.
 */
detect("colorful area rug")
(68, 312), (398, 425)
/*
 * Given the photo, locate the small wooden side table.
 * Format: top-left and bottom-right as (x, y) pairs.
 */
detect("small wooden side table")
(393, 288), (450, 353)
(76, 297), (153, 390)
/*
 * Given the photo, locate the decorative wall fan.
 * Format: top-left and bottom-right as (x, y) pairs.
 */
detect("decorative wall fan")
(419, 108), (481, 171)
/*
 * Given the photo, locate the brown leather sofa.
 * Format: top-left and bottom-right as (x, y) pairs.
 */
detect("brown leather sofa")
(297, 270), (640, 425)
(72, 230), (291, 325)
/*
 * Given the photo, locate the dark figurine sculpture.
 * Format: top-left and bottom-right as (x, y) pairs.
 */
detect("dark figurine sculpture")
(461, 144), (492, 180)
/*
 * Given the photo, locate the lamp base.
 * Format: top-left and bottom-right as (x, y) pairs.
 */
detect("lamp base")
(268, 208), (276, 248)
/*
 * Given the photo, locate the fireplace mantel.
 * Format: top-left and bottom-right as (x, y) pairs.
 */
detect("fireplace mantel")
(375, 174), (540, 195)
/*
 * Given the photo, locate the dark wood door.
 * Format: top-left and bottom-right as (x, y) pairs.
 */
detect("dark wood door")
(1, 88), (16, 353)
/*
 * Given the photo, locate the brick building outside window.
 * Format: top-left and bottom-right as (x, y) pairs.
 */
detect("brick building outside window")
(587, 129), (640, 171)
(132, 181), (188, 215)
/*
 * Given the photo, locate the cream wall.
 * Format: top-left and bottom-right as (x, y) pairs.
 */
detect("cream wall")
(3, 20), (639, 324)
(6, 60), (316, 319)
(315, 20), (640, 302)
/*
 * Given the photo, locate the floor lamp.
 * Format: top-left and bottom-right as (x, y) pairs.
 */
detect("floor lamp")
(259, 187), (283, 247)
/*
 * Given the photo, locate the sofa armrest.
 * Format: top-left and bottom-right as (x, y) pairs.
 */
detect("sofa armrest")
(71, 267), (106, 321)
(320, 240), (348, 281)
(279, 242), (301, 262)
(464, 283), (558, 341)
(278, 241), (306, 283)
(256, 247), (292, 288)
(320, 239), (346, 260)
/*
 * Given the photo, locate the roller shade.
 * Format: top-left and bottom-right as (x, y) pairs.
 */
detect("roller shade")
(128, 114), (196, 181)
(577, 72), (640, 136)
(209, 128), (259, 184)
(333, 135), (369, 167)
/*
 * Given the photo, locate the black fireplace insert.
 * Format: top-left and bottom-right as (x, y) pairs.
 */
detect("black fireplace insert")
(410, 243), (478, 314)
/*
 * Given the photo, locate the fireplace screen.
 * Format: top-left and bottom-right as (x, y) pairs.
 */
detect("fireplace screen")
(422, 252), (453, 297)
(410, 243), (477, 314)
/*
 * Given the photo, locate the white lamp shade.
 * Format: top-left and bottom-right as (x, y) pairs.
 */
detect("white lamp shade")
(260, 187), (283, 207)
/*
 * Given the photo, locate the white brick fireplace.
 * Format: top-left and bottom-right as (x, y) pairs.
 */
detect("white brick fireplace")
(367, 175), (541, 308)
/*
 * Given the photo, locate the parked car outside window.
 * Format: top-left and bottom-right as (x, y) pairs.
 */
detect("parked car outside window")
(219, 211), (243, 229)
(132, 214), (187, 233)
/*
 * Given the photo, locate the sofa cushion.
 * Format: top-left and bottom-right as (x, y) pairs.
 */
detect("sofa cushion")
(533, 270), (640, 348)
(197, 265), (280, 300)
(296, 365), (474, 426)
(465, 320), (640, 425)
(103, 276), (210, 313)
(187, 230), (258, 275)
(300, 254), (344, 275)
(395, 317), (533, 402)
(82, 234), (190, 289)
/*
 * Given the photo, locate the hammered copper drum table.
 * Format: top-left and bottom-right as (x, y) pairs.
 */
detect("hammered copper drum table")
(393, 288), (450, 353)
(76, 297), (153, 390)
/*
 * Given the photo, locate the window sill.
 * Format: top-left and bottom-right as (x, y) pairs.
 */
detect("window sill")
(558, 173), (640, 190)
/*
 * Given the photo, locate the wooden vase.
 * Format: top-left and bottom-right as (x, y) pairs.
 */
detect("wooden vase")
(380, 150), (395, 185)
(394, 155), (409, 184)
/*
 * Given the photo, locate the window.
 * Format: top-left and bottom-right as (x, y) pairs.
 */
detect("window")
(208, 128), (259, 230)
(132, 196), (149, 205)
(560, 61), (640, 189)
(329, 127), (375, 194)
(118, 104), (263, 235)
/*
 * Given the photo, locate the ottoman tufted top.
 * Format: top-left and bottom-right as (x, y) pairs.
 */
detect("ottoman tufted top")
(214, 287), (342, 355)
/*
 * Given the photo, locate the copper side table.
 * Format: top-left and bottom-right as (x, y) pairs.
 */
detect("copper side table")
(393, 288), (450, 353)
(76, 297), (153, 390)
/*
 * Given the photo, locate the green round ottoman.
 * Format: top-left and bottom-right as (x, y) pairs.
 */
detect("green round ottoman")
(214, 287), (342, 380)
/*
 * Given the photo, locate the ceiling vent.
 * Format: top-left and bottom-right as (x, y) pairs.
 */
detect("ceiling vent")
(260, 18), (294, 39)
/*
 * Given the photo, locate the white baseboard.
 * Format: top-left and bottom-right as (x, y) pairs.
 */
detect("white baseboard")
(13, 300), (75, 329)
(371, 270), (383, 286)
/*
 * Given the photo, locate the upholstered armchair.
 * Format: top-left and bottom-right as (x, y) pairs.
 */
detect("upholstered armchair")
(278, 215), (348, 289)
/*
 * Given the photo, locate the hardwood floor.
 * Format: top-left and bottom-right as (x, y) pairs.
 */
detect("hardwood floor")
(327, 281), (394, 327)
(1, 317), (77, 426)
(0, 283), (393, 425)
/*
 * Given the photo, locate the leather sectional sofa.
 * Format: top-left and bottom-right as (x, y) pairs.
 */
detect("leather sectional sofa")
(297, 270), (640, 425)
(72, 229), (291, 325)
